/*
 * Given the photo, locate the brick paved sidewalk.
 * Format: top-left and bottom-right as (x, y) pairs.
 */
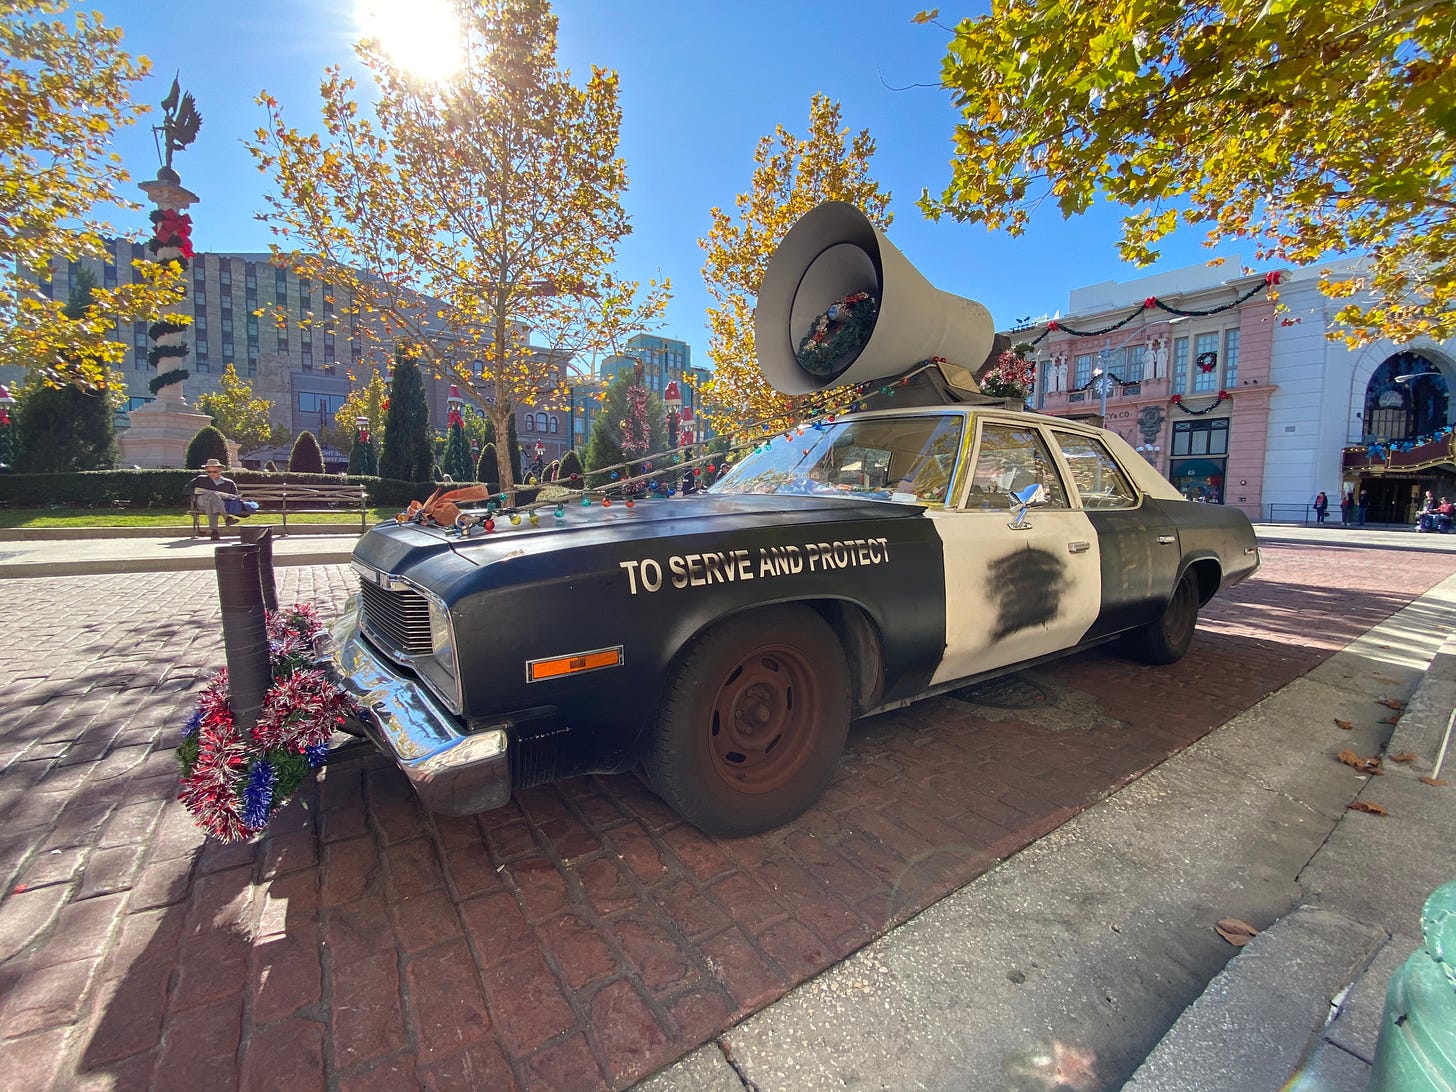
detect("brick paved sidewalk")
(2, 546), (1454, 1090)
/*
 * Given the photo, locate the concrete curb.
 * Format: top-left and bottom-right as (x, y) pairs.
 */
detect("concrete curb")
(0, 550), (355, 579)
(0, 523), (364, 540)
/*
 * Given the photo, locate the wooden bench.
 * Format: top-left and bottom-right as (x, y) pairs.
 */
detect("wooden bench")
(191, 483), (370, 536)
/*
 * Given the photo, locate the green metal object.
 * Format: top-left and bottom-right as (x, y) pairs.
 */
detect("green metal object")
(1370, 880), (1456, 1090)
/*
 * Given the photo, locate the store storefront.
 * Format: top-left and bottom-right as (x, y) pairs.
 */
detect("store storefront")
(1168, 418), (1229, 502)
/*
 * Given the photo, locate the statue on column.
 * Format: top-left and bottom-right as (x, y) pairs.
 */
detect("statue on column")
(120, 76), (211, 468)
(154, 75), (203, 182)
(1053, 352), (1069, 393)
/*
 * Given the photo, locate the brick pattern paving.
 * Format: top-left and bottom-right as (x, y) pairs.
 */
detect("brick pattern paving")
(1, 545), (1453, 1090)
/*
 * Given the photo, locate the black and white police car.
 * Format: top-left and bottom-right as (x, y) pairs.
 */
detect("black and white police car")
(328, 203), (1260, 836)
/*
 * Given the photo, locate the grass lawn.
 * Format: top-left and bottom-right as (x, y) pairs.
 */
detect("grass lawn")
(0, 507), (401, 529)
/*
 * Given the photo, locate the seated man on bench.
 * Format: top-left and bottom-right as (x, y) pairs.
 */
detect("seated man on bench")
(186, 459), (241, 540)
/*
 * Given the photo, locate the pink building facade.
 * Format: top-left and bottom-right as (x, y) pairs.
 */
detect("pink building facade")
(1019, 266), (1276, 519)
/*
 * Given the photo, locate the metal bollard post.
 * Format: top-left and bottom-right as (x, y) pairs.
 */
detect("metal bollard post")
(240, 524), (278, 612)
(215, 544), (272, 732)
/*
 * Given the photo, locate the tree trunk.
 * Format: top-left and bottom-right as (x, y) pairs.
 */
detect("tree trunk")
(490, 404), (516, 503)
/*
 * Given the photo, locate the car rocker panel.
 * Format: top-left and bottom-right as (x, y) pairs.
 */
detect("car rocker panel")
(326, 200), (1261, 835)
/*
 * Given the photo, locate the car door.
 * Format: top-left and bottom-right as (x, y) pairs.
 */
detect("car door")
(1049, 428), (1181, 640)
(929, 419), (1102, 686)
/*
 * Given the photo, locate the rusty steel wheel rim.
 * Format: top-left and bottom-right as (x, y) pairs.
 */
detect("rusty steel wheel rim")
(707, 642), (821, 795)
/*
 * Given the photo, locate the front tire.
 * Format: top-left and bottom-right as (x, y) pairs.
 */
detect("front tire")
(647, 605), (851, 837)
(1124, 569), (1200, 665)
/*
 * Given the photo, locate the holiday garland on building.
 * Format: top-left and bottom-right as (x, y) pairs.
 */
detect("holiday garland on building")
(1028, 274), (1281, 346)
(1169, 391), (1230, 415)
(176, 603), (358, 843)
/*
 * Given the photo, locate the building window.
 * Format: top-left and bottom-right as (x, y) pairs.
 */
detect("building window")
(1172, 337), (1189, 392)
(222, 337), (233, 359)
(548, 415), (558, 433)
(524, 415), (534, 432)
(1074, 354), (1093, 389)
(1171, 417), (1230, 457)
(301, 343), (313, 372)
(277, 331), (288, 352)
(103, 261), (117, 288)
(1193, 332), (1219, 392)
(247, 355), (257, 378)
(220, 267), (232, 290)
(535, 412), (548, 433)
(1224, 328), (1240, 387)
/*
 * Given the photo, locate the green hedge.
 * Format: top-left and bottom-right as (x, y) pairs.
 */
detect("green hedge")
(0, 470), (541, 510)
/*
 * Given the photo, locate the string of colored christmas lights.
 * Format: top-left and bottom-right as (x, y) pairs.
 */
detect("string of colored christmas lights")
(405, 363), (957, 536)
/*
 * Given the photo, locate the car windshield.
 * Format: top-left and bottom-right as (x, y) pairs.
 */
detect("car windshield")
(710, 413), (966, 506)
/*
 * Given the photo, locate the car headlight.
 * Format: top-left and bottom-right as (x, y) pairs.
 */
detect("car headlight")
(427, 598), (455, 669)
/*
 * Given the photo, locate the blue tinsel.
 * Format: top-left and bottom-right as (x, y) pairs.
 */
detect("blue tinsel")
(241, 760), (277, 829)
(305, 742), (330, 768)
(182, 707), (204, 738)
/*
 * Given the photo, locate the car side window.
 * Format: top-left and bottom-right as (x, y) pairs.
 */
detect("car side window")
(1053, 433), (1139, 509)
(967, 423), (1070, 509)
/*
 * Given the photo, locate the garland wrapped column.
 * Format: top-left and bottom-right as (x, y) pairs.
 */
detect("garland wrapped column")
(140, 195), (196, 404)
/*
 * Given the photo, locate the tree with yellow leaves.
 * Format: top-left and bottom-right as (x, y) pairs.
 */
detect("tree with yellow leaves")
(193, 364), (277, 454)
(698, 95), (892, 438)
(334, 370), (390, 455)
(246, 0), (668, 496)
(918, 1), (1456, 346)
(1, 0), (185, 390)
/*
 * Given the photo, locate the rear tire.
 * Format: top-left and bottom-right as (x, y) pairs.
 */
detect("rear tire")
(1124, 569), (1200, 665)
(647, 606), (851, 837)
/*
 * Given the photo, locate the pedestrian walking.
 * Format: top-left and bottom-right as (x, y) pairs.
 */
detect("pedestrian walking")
(1358, 494), (1369, 525)
(1340, 491), (1354, 526)
(1314, 491), (1329, 524)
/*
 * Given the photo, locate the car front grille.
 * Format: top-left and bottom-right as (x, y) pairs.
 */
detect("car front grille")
(358, 578), (433, 658)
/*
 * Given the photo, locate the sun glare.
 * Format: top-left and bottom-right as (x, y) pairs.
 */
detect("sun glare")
(357, 0), (464, 81)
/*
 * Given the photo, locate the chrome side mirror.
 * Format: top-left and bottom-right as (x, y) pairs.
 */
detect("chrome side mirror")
(1008, 483), (1047, 530)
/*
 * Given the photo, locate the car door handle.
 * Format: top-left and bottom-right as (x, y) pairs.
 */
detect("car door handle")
(1157, 535), (1176, 545)
(1068, 541), (1090, 553)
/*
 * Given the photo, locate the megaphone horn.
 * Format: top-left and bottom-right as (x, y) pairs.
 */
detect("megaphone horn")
(755, 201), (996, 398)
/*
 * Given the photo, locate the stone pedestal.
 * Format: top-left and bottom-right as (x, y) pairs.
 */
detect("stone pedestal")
(118, 401), (213, 468)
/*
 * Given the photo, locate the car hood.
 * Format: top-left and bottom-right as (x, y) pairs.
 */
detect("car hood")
(351, 492), (921, 576)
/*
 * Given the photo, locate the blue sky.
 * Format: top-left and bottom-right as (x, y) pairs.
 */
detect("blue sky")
(90, 0), (1246, 371)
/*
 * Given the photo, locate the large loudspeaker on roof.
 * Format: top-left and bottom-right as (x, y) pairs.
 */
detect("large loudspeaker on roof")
(755, 201), (996, 399)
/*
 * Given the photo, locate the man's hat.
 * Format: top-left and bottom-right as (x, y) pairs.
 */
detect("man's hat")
(203, 459), (225, 469)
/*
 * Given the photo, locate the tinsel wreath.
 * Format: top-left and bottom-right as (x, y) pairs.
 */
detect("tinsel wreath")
(176, 603), (359, 843)
(796, 292), (878, 378)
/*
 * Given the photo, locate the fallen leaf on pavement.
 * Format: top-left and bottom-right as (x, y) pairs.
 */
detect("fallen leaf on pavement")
(1379, 715), (1400, 725)
(1216, 918), (1259, 946)
(1338, 749), (1384, 775)
(1348, 800), (1389, 816)
(1389, 752), (1418, 764)
(1377, 698), (1405, 710)
(1334, 719), (1354, 731)
(1419, 776), (1448, 787)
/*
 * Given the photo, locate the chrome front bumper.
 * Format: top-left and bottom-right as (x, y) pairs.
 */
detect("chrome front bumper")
(322, 602), (511, 816)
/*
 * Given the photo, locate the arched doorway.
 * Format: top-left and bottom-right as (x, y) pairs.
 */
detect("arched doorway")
(1355, 350), (1454, 525)
(1362, 351), (1448, 444)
